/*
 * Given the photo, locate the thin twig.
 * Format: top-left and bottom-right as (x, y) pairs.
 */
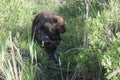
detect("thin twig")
(107, 68), (120, 79)
(9, 31), (19, 80)
(83, 0), (89, 48)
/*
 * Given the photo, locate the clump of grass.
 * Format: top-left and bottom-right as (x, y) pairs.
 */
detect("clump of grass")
(0, 0), (66, 79)
(58, 0), (120, 80)
(0, 32), (37, 80)
(1, 0), (120, 80)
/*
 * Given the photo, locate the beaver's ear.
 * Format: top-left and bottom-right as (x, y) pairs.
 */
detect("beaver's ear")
(53, 15), (59, 23)
(53, 18), (58, 23)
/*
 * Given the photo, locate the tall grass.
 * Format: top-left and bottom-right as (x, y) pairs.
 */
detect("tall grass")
(0, 32), (36, 80)
(0, 0), (120, 80)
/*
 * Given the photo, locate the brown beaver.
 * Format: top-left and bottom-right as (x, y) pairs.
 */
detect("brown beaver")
(32, 12), (66, 62)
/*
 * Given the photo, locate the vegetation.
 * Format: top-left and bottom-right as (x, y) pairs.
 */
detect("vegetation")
(0, 0), (120, 80)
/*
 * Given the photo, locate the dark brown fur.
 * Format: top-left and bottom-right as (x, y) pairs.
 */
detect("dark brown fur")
(31, 12), (66, 62)
(32, 12), (66, 36)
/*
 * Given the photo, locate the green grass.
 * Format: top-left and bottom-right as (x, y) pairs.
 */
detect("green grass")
(0, 0), (120, 80)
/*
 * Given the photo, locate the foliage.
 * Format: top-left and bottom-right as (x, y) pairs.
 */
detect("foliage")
(0, 0), (120, 80)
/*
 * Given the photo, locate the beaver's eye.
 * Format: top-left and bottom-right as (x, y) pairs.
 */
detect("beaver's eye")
(53, 19), (57, 23)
